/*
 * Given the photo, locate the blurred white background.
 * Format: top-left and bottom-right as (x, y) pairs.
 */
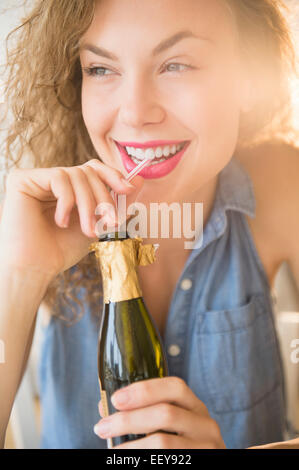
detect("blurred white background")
(0, 0), (299, 448)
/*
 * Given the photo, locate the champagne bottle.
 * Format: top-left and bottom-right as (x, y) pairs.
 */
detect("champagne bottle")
(89, 230), (169, 448)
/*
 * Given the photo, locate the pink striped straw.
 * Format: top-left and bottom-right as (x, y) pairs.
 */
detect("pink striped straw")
(111, 158), (152, 208)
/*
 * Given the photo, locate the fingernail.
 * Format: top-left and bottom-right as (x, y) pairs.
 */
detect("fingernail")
(61, 214), (69, 228)
(94, 419), (111, 436)
(112, 390), (129, 407)
(121, 178), (134, 188)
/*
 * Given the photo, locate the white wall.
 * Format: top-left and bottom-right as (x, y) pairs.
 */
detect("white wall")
(0, 1), (33, 198)
(0, 1), (28, 99)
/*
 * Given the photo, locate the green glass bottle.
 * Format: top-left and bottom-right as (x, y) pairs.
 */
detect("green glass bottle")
(89, 230), (169, 448)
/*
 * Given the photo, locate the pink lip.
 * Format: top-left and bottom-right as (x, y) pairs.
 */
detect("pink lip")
(115, 141), (190, 179)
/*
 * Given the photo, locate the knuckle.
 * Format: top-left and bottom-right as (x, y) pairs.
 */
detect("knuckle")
(172, 376), (186, 393)
(81, 164), (104, 185)
(135, 381), (150, 401)
(82, 159), (124, 181)
(97, 161), (122, 178)
(82, 159), (105, 173)
(71, 166), (87, 178)
(52, 167), (67, 180)
(79, 163), (93, 175)
(84, 158), (101, 166)
(68, 166), (86, 181)
(158, 404), (175, 426)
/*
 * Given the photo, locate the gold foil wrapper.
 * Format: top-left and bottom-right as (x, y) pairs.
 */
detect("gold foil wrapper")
(89, 236), (158, 303)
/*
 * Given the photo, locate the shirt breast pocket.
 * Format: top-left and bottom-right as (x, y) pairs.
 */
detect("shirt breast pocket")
(194, 293), (283, 414)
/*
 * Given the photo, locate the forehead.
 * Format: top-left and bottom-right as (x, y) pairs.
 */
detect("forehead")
(80, 0), (237, 54)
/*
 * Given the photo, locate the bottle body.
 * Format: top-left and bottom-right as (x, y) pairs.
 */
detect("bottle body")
(98, 297), (169, 448)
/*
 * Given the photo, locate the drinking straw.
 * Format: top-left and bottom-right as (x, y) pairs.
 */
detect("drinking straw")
(111, 157), (153, 207)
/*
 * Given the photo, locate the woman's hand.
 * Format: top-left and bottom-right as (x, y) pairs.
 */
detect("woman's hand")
(0, 159), (143, 282)
(94, 377), (226, 449)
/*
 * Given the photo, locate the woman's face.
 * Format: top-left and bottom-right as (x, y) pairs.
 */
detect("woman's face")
(79, 0), (249, 201)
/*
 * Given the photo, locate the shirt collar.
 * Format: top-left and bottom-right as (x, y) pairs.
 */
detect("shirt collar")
(216, 156), (256, 219)
(191, 156), (256, 251)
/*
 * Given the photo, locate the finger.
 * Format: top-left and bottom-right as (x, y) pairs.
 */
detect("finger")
(80, 165), (116, 206)
(79, 165), (118, 226)
(111, 377), (209, 417)
(81, 162), (145, 229)
(81, 159), (137, 194)
(112, 432), (208, 449)
(50, 169), (76, 228)
(126, 174), (144, 192)
(66, 166), (98, 237)
(94, 403), (213, 441)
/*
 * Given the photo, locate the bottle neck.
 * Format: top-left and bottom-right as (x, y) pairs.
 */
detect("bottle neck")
(98, 229), (130, 243)
(89, 232), (157, 303)
(96, 235), (142, 303)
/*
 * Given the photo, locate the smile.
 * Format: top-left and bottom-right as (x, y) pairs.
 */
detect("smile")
(114, 140), (191, 179)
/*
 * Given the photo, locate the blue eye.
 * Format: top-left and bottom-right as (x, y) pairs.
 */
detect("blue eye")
(83, 66), (114, 77)
(82, 62), (194, 80)
(164, 63), (192, 73)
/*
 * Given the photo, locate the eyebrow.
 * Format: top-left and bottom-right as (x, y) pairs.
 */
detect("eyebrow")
(79, 30), (211, 61)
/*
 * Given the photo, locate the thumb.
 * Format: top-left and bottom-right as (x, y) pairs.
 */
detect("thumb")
(127, 174), (144, 193)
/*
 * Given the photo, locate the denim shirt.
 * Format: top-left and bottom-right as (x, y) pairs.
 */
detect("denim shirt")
(38, 156), (286, 449)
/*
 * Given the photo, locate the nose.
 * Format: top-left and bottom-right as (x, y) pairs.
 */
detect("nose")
(118, 74), (165, 128)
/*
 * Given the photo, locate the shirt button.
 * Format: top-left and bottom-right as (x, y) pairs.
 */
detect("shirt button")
(168, 344), (181, 356)
(180, 278), (192, 291)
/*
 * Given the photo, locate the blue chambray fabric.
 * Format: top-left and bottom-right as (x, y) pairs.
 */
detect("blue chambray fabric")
(38, 156), (287, 449)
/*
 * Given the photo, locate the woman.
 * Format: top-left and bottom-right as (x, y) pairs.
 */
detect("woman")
(0, 0), (298, 448)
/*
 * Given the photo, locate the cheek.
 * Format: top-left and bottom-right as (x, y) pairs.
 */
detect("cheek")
(176, 69), (242, 177)
(190, 69), (241, 146)
(81, 81), (111, 137)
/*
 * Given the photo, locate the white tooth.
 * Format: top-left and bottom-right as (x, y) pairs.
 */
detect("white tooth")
(128, 143), (186, 162)
(163, 145), (170, 157)
(145, 148), (155, 160)
(135, 148), (145, 159)
(155, 147), (163, 158)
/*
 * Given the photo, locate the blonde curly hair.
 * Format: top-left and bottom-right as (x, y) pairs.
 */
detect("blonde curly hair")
(1, 0), (298, 324)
